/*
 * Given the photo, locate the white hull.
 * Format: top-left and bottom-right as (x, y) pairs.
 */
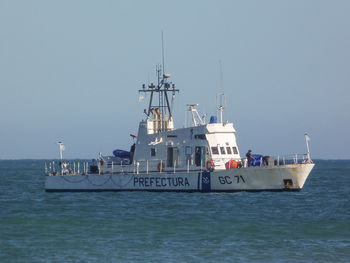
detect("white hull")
(45, 163), (314, 192)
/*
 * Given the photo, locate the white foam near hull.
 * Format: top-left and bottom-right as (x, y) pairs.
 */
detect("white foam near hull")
(45, 163), (314, 192)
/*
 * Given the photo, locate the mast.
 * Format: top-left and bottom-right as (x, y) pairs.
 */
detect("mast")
(139, 69), (179, 133)
(217, 60), (226, 123)
(139, 33), (179, 133)
(216, 92), (226, 123)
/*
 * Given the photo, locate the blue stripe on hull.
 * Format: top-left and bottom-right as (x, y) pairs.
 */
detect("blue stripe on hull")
(197, 173), (200, 190)
(201, 171), (211, 192)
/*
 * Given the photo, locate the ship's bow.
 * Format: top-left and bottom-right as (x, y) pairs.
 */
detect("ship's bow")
(289, 163), (315, 190)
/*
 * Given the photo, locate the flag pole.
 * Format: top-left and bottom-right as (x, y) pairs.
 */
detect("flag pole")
(304, 133), (311, 163)
(57, 142), (65, 174)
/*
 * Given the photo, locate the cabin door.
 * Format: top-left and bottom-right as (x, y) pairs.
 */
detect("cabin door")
(167, 147), (179, 167)
(195, 146), (206, 167)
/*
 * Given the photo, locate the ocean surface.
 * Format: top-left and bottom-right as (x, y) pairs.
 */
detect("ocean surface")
(0, 160), (349, 263)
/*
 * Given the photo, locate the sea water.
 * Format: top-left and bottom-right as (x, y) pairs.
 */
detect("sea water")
(0, 160), (349, 262)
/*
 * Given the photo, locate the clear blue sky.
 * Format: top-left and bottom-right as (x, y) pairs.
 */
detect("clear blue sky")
(1, 0), (349, 159)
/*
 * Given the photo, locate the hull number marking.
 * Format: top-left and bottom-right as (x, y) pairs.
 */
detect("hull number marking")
(219, 175), (245, 184)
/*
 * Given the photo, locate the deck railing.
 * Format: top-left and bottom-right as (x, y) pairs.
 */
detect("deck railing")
(45, 158), (202, 176)
(45, 161), (90, 175)
(46, 153), (312, 175)
(242, 153), (312, 168)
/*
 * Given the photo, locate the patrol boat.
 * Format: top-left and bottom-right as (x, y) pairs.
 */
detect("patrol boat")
(45, 67), (315, 192)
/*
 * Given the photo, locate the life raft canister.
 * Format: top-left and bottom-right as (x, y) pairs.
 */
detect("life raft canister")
(225, 160), (238, 170)
(206, 160), (214, 171)
(157, 161), (164, 172)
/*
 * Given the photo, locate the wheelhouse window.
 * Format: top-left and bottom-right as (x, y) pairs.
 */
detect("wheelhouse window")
(211, 147), (219, 155)
(194, 134), (206, 140)
(151, 148), (156, 157)
(226, 147), (232, 154)
(220, 147), (226, 154)
(232, 147), (238, 154)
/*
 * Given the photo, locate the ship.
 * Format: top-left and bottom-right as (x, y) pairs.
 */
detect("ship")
(45, 67), (314, 192)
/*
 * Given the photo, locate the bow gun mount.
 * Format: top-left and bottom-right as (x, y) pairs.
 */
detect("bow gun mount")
(139, 66), (179, 133)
